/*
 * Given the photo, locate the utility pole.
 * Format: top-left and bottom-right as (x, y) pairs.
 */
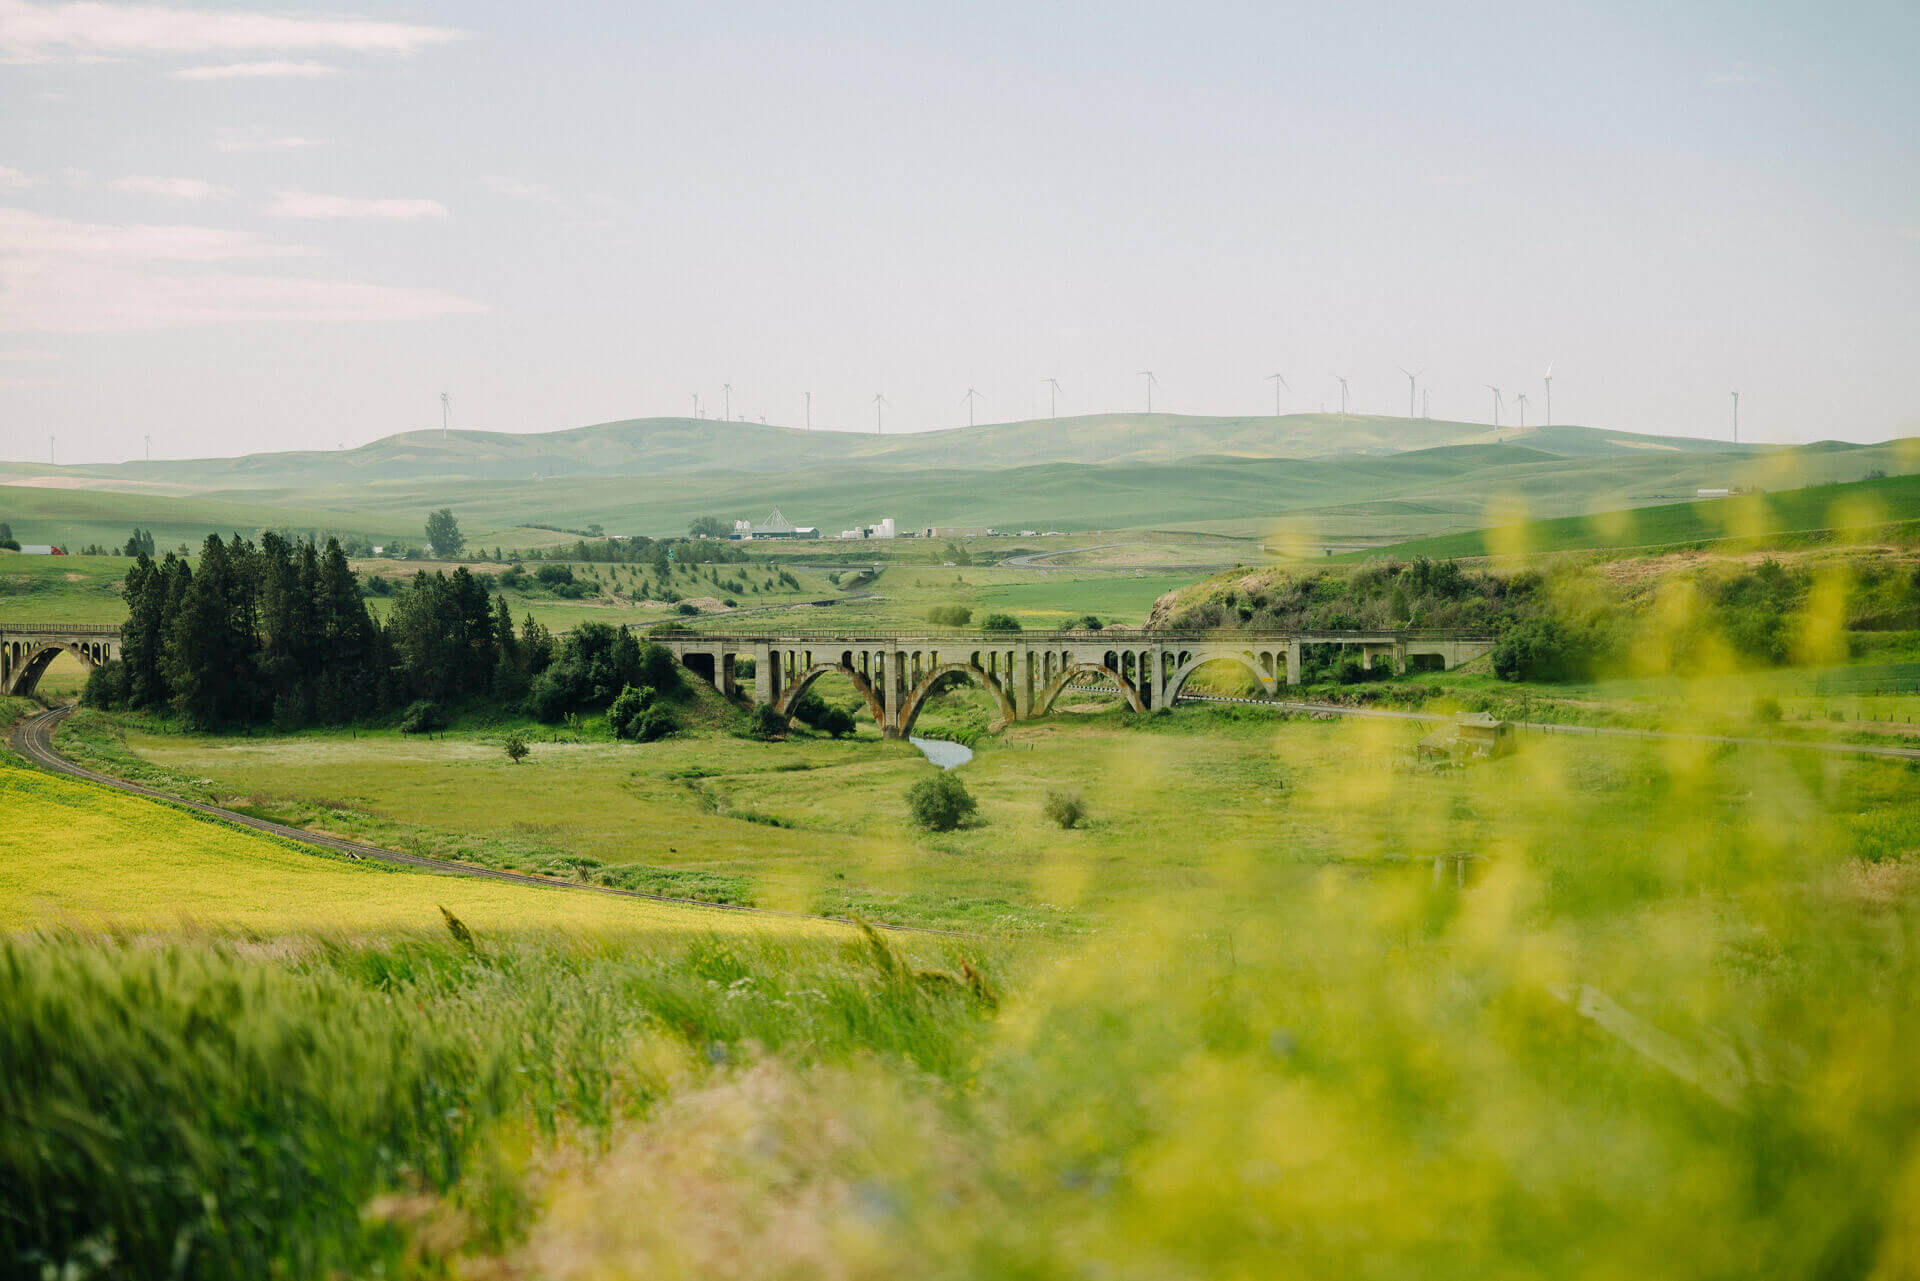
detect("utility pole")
(1043, 377), (1061, 418)
(1732, 390), (1740, 444)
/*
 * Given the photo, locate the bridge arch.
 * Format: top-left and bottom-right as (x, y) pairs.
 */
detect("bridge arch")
(896, 662), (1016, 738)
(1163, 651), (1278, 704)
(774, 661), (886, 726)
(2, 638), (112, 698)
(1032, 660), (1146, 717)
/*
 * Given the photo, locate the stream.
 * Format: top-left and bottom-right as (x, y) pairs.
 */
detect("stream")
(909, 736), (974, 770)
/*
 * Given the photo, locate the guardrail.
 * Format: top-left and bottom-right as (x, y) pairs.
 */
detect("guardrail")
(651, 627), (1495, 643)
(0, 623), (121, 637)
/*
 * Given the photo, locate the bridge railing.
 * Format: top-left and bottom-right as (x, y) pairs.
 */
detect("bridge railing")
(651, 627), (1495, 644)
(0, 623), (122, 637)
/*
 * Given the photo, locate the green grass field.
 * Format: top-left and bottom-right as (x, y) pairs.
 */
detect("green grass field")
(15, 690), (1920, 1275)
(1367, 469), (1920, 560)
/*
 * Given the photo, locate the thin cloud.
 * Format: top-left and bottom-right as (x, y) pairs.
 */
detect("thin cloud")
(171, 59), (336, 80)
(266, 191), (448, 221)
(216, 127), (325, 152)
(0, 1), (463, 62)
(0, 347), (63, 360)
(0, 165), (39, 188)
(110, 175), (227, 200)
(0, 206), (484, 332)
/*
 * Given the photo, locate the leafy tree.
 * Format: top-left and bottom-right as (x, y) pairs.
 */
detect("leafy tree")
(424, 508), (465, 559)
(503, 731), (529, 764)
(925, 604), (973, 627)
(688, 515), (730, 539)
(122, 528), (155, 558)
(979, 613), (1022, 632)
(817, 706), (856, 738)
(907, 771), (978, 832)
(80, 659), (129, 709)
(1042, 790), (1087, 829)
(1070, 615), (1103, 631)
(399, 699), (445, 734)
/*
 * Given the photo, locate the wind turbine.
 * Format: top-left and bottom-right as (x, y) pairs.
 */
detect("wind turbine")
(722, 383), (732, 421)
(1139, 370), (1158, 413)
(1484, 384), (1504, 430)
(690, 393), (701, 419)
(1422, 389), (1430, 419)
(873, 392), (887, 435)
(1333, 375), (1351, 424)
(143, 434), (151, 462)
(1543, 361), (1555, 427)
(48, 435), (54, 464)
(1732, 390), (1739, 444)
(1515, 391), (1529, 430)
(961, 387), (984, 427)
(440, 391), (450, 440)
(1042, 377), (1062, 418)
(1396, 366), (1426, 419)
(805, 391), (811, 431)
(1265, 372), (1290, 416)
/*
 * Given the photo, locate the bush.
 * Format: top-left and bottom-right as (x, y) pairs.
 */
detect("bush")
(925, 604), (973, 627)
(629, 704), (676, 742)
(399, 699), (445, 734)
(750, 703), (788, 740)
(1491, 617), (1584, 683)
(817, 706), (857, 739)
(789, 690), (829, 727)
(1042, 790), (1087, 829)
(610, 679), (664, 741)
(676, 602), (700, 617)
(1070, 615), (1103, 631)
(79, 659), (128, 710)
(907, 771), (978, 832)
(979, 613), (1022, 633)
(503, 731), (529, 763)
(525, 671), (569, 723)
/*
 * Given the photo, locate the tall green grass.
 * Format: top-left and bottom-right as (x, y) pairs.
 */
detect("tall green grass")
(0, 927), (1000, 1278)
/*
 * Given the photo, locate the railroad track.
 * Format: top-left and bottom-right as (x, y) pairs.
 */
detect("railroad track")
(6, 705), (992, 939)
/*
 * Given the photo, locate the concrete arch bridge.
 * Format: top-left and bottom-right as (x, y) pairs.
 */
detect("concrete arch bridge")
(658, 628), (1492, 739)
(0, 625), (121, 697)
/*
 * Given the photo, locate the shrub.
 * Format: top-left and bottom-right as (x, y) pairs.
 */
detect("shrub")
(676, 602), (700, 617)
(525, 671), (569, 723)
(1751, 695), (1783, 725)
(750, 703), (788, 740)
(979, 613), (1022, 633)
(907, 771), (978, 832)
(503, 731), (529, 763)
(818, 706), (857, 739)
(399, 699), (445, 734)
(1070, 615), (1103, 631)
(79, 659), (128, 710)
(789, 690), (829, 728)
(607, 684), (656, 740)
(1042, 790), (1087, 829)
(925, 604), (973, 627)
(629, 705), (676, 742)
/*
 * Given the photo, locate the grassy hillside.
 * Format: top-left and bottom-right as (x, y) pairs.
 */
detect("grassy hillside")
(8, 413), (1756, 494)
(0, 760), (828, 936)
(0, 483), (407, 551)
(1367, 470), (1920, 560)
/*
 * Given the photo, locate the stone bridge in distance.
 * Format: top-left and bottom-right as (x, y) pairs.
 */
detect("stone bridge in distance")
(660, 628), (1494, 739)
(0, 625), (121, 697)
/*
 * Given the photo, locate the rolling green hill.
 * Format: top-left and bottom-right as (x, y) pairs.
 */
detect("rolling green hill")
(3, 413), (1756, 494)
(1363, 471), (1920, 560)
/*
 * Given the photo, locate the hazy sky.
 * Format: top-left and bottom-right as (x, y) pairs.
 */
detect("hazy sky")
(2, 0), (1916, 463)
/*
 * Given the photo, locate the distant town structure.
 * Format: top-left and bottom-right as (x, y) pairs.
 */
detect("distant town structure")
(923, 525), (995, 539)
(731, 508), (819, 540)
(838, 518), (897, 541)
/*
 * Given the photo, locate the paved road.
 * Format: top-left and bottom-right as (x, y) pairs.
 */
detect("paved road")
(6, 705), (985, 937)
(1174, 693), (1920, 761)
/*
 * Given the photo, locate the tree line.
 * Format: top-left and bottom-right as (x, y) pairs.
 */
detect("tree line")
(84, 532), (687, 732)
